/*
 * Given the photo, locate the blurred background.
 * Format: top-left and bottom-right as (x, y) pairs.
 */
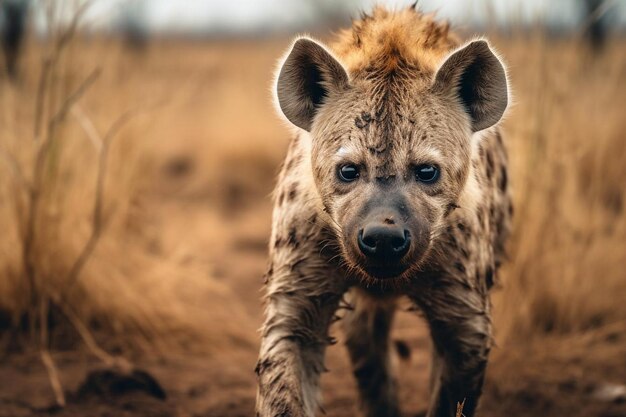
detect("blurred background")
(0, 1), (624, 416)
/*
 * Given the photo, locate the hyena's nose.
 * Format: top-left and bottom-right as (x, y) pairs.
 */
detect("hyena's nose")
(358, 224), (411, 262)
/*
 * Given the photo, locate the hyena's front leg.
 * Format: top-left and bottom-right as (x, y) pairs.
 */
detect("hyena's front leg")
(342, 290), (400, 417)
(412, 283), (493, 417)
(255, 257), (345, 417)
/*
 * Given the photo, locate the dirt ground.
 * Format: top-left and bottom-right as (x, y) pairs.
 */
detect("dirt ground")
(1, 194), (625, 417)
(1, 35), (625, 417)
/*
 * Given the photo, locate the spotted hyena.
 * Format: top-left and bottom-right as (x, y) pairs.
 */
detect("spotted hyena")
(256, 5), (512, 417)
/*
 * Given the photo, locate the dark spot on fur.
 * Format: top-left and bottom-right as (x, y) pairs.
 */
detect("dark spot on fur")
(374, 159), (395, 178)
(355, 115), (369, 129)
(274, 237), (283, 249)
(278, 191), (285, 206)
(314, 164), (324, 178)
(395, 340), (411, 360)
(288, 184), (298, 201)
(477, 210), (485, 227)
(445, 202), (460, 217)
(287, 228), (299, 248)
(425, 186), (444, 197)
(454, 262), (466, 273)
(353, 360), (376, 385)
(448, 235), (459, 249)
(486, 150), (495, 179)
(285, 154), (302, 171)
(457, 222), (469, 237)
(368, 144), (387, 155)
(499, 166), (508, 192)
(290, 258), (305, 271)
(496, 130), (503, 144)
(263, 263), (274, 284)
(277, 407), (294, 417)
(375, 174), (396, 186)
(485, 266), (494, 288)
(495, 218), (505, 238)
(389, 45), (401, 59)
(254, 358), (273, 376)
(454, 169), (465, 183)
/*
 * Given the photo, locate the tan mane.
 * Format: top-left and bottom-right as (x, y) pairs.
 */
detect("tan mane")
(330, 6), (459, 78)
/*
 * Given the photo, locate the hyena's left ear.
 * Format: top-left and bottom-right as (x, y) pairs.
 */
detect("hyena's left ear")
(276, 37), (349, 131)
(432, 40), (508, 132)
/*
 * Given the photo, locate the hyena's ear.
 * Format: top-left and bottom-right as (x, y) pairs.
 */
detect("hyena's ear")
(276, 37), (349, 131)
(432, 40), (508, 132)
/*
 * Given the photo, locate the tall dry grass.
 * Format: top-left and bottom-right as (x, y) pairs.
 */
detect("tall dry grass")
(493, 34), (626, 342)
(0, 21), (623, 368)
(0, 34), (258, 356)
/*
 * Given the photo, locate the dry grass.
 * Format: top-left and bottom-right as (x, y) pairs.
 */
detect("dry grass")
(492, 34), (626, 342)
(0, 28), (624, 362)
(0, 37), (267, 355)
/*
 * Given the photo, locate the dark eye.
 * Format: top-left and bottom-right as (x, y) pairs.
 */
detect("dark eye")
(338, 164), (360, 182)
(415, 164), (440, 184)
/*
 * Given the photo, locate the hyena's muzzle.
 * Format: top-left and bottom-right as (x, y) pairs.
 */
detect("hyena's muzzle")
(343, 191), (431, 280)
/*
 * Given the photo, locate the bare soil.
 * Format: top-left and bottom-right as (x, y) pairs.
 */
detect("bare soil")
(1, 195), (624, 417)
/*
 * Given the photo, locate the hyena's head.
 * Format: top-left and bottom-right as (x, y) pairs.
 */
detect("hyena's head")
(275, 34), (508, 282)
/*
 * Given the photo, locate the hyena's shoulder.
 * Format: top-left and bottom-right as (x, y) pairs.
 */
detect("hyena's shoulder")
(477, 128), (513, 271)
(268, 134), (334, 269)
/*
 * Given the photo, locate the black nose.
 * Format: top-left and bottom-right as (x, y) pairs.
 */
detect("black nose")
(358, 224), (411, 262)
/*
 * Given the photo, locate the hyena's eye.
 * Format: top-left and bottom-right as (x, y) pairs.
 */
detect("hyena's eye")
(415, 164), (440, 184)
(338, 164), (360, 182)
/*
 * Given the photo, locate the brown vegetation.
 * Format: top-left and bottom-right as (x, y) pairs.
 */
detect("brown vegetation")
(0, 21), (624, 417)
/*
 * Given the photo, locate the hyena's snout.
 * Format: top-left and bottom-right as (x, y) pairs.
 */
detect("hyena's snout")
(357, 219), (410, 264)
(350, 203), (429, 280)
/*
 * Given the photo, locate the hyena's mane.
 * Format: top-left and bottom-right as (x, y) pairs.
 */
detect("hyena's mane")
(331, 6), (460, 80)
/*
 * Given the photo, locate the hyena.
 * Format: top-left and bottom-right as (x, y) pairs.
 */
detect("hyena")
(256, 6), (512, 417)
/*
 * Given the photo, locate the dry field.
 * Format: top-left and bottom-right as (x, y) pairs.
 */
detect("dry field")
(0, 29), (625, 417)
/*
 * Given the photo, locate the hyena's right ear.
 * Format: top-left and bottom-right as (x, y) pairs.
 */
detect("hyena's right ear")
(432, 40), (508, 132)
(276, 37), (349, 131)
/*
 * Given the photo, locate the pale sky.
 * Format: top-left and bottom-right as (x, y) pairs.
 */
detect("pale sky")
(33, 0), (626, 34)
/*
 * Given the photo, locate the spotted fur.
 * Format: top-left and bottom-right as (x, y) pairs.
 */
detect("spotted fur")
(257, 6), (512, 417)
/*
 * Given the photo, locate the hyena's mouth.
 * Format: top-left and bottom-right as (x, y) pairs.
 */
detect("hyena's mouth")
(361, 264), (410, 280)
(343, 237), (433, 285)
